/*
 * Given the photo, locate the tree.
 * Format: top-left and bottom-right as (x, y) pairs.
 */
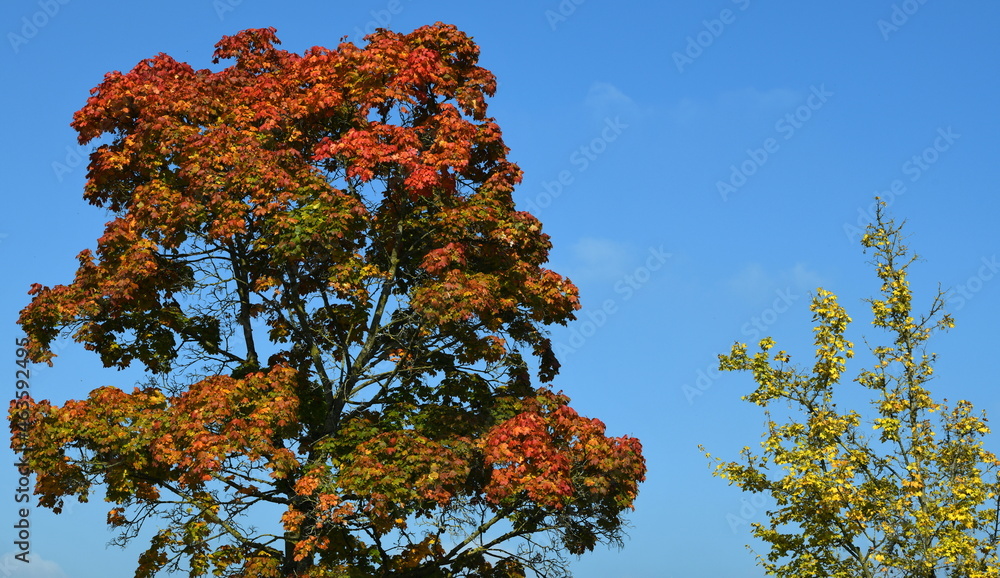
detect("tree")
(11, 25), (645, 577)
(703, 201), (1000, 577)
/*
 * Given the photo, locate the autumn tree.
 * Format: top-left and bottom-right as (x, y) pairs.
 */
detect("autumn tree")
(11, 25), (645, 577)
(703, 202), (1000, 577)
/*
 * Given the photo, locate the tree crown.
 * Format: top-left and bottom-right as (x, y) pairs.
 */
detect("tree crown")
(12, 24), (644, 577)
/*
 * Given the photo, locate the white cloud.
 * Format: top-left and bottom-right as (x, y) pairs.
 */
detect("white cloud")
(665, 96), (704, 125)
(0, 552), (68, 578)
(666, 86), (801, 126)
(789, 262), (824, 293)
(571, 237), (632, 282)
(727, 262), (825, 305)
(582, 82), (639, 122)
(727, 262), (772, 303)
(718, 87), (799, 112)
(585, 82), (634, 110)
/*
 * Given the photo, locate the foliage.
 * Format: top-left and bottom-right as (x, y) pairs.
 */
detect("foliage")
(11, 25), (644, 577)
(703, 202), (1000, 577)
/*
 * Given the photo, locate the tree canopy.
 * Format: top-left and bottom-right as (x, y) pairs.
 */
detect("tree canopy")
(704, 202), (1000, 577)
(11, 24), (645, 577)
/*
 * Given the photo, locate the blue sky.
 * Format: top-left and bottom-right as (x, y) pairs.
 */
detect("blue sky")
(2, 1), (999, 576)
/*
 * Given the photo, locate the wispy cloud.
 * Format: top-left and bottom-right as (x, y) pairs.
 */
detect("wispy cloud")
(570, 237), (633, 282)
(667, 86), (802, 126)
(581, 81), (643, 124)
(726, 262), (824, 305)
(719, 87), (800, 111)
(0, 552), (68, 578)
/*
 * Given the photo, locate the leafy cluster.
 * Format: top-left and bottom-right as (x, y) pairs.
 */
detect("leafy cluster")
(705, 202), (1000, 577)
(11, 25), (644, 577)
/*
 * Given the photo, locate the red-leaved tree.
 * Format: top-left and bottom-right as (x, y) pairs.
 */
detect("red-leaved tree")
(11, 24), (644, 577)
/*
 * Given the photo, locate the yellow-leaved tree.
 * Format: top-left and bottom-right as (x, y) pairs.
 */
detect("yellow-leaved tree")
(703, 201), (1000, 577)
